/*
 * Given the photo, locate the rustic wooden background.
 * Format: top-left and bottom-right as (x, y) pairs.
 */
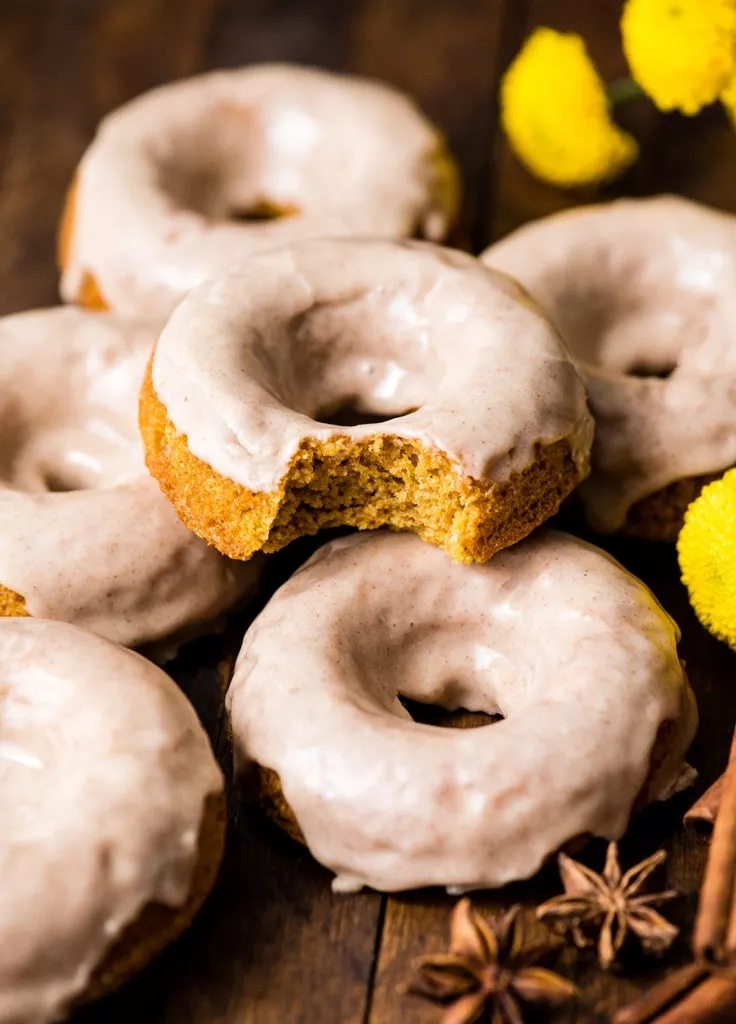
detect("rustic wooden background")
(4, 1), (736, 1021)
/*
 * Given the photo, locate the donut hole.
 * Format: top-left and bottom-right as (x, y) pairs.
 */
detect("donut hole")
(165, 165), (299, 223)
(624, 359), (677, 380)
(347, 615), (510, 730)
(553, 297), (691, 377)
(525, 246), (716, 379)
(2, 446), (130, 493)
(228, 201), (298, 223)
(257, 290), (446, 426)
(41, 465), (90, 494)
(0, 420), (142, 494)
(316, 402), (419, 427)
(159, 156), (300, 223)
(400, 696), (500, 729)
(155, 102), (306, 224)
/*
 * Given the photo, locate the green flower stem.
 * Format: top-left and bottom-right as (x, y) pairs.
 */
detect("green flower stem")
(607, 76), (644, 105)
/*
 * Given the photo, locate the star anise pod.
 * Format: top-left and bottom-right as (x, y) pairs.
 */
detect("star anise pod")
(536, 842), (679, 971)
(406, 898), (577, 1024)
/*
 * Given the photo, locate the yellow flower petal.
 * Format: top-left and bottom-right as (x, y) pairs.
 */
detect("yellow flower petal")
(622, 0), (736, 115)
(678, 469), (736, 649)
(722, 68), (736, 123)
(501, 28), (638, 188)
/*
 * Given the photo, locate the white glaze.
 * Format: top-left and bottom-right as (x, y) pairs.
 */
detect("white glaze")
(0, 307), (259, 648)
(483, 196), (736, 531)
(151, 239), (593, 493)
(227, 530), (697, 893)
(0, 618), (222, 1024)
(61, 64), (458, 320)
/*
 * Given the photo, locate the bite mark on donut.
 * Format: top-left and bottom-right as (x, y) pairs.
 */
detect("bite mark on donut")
(140, 365), (582, 566)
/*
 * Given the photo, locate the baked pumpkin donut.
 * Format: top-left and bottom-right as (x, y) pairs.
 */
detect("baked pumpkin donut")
(59, 64), (459, 320)
(141, 239), (593, 565)
(483, 196), (736, 540)
(0, 617), (224, 1022)
(226, 530), (697, 892)
(0, 307), (259, 649)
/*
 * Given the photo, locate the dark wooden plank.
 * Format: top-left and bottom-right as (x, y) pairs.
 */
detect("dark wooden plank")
(158, 804), (382, 1024)
(347, 0), (508, 251)
(208, 0), (355, 72)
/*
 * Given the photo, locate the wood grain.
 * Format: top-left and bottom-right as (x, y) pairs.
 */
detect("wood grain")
(1, 0), (735, 1021)
(0, 0), (223, 313)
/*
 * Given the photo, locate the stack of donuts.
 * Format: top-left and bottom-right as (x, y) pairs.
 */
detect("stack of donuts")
(8, 61), (733, 1022)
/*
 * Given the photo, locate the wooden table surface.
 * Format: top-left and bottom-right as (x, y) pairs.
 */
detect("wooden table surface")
(5, 1), (736, 1021)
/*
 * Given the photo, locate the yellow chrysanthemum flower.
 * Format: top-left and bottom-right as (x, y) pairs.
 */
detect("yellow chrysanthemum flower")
(678, 468), (736, 649)
(622, 0), (736, 115)
(501, 28), (638, 188)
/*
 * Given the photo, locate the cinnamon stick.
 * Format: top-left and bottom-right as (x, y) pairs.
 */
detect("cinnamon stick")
(612, 963), (709, 1024)
(655, 975), (736, 1024)
(686, 736), (736, 839)
(685, 776), (726, 840)
(726, 877), (736, 959)
(693, 730), (736, 962)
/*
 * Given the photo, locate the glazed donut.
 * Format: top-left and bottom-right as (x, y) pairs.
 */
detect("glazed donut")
(60, 64), (459, 320)
(0, 618), (224, 1022)
(483, 196), (736, 540)
(141, 238), (593, 565)
(226, 530), (697, 893)
(0, 307), (258, 650)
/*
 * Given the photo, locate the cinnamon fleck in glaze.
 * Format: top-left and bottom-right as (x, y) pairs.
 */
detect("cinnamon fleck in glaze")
(61, 64), (459, 320)
(0, 618), (223, 1024)
(227, 530), (697, 893)
(0, 307), (259, 649)
(483, 196), (736, 532)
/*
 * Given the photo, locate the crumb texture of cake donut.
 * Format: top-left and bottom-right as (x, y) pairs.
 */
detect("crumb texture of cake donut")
(142, 239), (593, 565)
(483, 196), (736, 540)
(60, 64), (459, 320)
(0, 618), (225, 1024)
(226, 530), (697, 893)
(0, 307), (259, 649)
